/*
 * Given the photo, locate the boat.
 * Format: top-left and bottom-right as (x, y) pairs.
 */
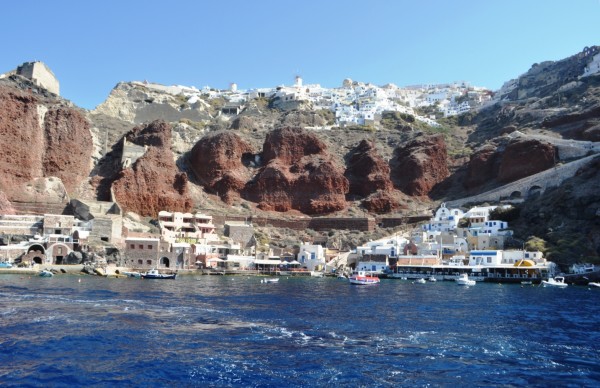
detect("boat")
(39, 269), (54, 277)
(348, 271), (380, 285)
(414, 278), (426, 284)
(521, 280), (533, 285)
(310, 271), (324, 278)
(541, 277), (568, 288)
(0, 262), (13, 268)
(261, 278), (279, 283)
(337, 273), (347, 279)
(427, 276), (437, 282)
(455, 273), (476, 286)
(588, 282), (600, 288)
(141, 269), (177, 279)
(121, 271), (142, 278)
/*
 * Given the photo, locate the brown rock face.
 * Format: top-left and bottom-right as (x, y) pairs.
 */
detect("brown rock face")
(112, 120), (193, 216)
(0, 191), (15, 215)
(345, 139), (393, 197)
(498, 139), (556, 183)
(0, 85), (93, 204)
(189, 131), (254, 203)
(362, 191), (401, 213)
(245, 127), (348, 214)
(390, 134), (449, 196)
(464, 145), (499, 190)
(43, 107), (93, 192)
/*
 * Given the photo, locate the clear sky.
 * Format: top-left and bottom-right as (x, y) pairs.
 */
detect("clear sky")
(2, 0), (599, 110)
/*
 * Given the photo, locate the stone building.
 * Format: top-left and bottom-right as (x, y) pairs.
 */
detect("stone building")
(15, 61), (60, 95)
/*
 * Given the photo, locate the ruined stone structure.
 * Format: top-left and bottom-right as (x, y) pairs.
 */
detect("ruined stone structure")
(15, 62), (60, 95)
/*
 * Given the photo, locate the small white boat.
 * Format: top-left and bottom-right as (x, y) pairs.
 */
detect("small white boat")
(337, 273), (347, 279)
(122, 271), (142, 278)
(261, 278), (279, 283)
(141, 269), (177, 279)
(310, 271), (324, 278)
(542, 277), (568, 288)
(39, 269), (54, 277)
(349, 271), (380, 285)
(427, 276), (437, 282)
(521, 280), (533, 285)
(414, 278), (426, 284)
(455, 273), (475, 286)
(588, 282), (600, 288)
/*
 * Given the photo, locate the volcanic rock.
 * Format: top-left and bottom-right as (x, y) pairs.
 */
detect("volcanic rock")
(463, 145), (500, 190)
(390, 134), (449, 196)
(0, 191), (15, 215)
(362, 191), (402, 213)
(189, 131), (254, 203)
(245, 127), (348, 214)
(112, 120), (193, 216)
(345, 139), (393, 197)
(498, 139), (556, 183)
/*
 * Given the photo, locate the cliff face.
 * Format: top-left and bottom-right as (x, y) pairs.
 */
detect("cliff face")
(0, 83), (93, 211)
(497, 139), (556, 183)
(189, 131), (254, 204)
(244, 127), (349, 214)
(111, 120), (193, 216)
(390, 134), (450, 196)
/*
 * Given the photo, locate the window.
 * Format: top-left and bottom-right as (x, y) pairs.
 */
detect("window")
(487, 257), (492, 263)
(148, 245), (152, 250)
(138, 259), (142, 265)
(147, 260), (152, 265)
(139, 245), (143, 249)
(130, 244), (135, 249)
(58, 247), (62, 254)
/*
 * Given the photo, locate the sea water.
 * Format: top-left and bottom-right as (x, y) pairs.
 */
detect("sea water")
(1, 275), (599, 387)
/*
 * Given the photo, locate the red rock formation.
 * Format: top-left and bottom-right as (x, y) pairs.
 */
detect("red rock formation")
(0, 85), (93, 206)
(43, 106), (93, 192)
(498, 139), (556, 183)
(390, 134), (449, 196)
(362, 191), (402, 213)
(345, 139), (393, 197)
(463, 145), (499, 190)
(189, 131), (254, 203)
(112, 120), (193, 216)
(245, 127), (348, 214)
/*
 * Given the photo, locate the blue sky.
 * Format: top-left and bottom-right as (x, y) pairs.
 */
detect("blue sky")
(2, 0), (599, 110)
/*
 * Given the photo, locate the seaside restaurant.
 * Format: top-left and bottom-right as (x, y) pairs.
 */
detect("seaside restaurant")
(254, 258), (282, 273)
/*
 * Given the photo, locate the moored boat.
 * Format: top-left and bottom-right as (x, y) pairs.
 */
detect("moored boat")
(414, 278), (426, 284)
(141, 269), (177, 279)
(455, 273), (476, 286)
(39, 269), (54, 277)
(122, 271), (142, 278)
(349, 271), (380, 285)
(427, 276), (437, 282)
(0, 262), (13, 268)
(261, 278), (279, 283)
(588, 282), (600, 288)
(310, 271), (324, 278)
(541, 276), (568, 288)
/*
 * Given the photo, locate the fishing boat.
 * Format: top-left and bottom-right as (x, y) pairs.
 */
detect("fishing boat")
(588, 282), (600, 288)
(39, 269), (54, 277)
(427, 276), (437, 282)
(121, 271), (142, 278)
(541, 276), (568, 288)
(261, 278), (279, 283)
(0, 262), (13, 268)
(349, 271), (380, 285)
(414, 278), (426, 284)
(310, 271), (324, 278)
(455, 273), (476, 286)
(521, 280), (533, 285)
(141, 269), (177, 279)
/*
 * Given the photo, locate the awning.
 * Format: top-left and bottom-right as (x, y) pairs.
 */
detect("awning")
(208, 258), (226, 262)
(254, 259), (282, 265)
(515, 259), (535, 267)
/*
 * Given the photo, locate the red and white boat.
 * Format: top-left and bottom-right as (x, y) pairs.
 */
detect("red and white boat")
(349, 271), (380, 285)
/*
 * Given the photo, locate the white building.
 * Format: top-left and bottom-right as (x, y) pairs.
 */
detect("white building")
(298, 243), (326, 271)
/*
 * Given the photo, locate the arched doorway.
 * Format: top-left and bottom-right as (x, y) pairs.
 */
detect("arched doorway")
(160, 257), (170, 268)
(33, 257), (43, 264)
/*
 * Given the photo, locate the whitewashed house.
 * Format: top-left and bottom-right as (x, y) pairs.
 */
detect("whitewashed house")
(298, 243), (326, 271)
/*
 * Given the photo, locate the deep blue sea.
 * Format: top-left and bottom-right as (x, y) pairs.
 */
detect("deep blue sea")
(1, 274), (599, 387)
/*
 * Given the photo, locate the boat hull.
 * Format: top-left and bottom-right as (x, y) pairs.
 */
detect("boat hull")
(141, 273), (177, 279)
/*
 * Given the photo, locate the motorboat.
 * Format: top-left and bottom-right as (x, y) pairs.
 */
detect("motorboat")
(521, 280), (533, 285)
(455, 273), (476, 286)
(39, 269), (54, 277)
(337, 273), (347, 279)
(542, 277), (568, 288)
(414, 278), (426, 284)
(588, 282), (600, 288)
(349, 271), (380, 285)
(0, 262), (13, 268)
(141, 269), (177, 279)
(261, 278), (279, 283)
(427, 276), (437, 282)
(121, 271), (142, 278)
(310, 271), (324, 278)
